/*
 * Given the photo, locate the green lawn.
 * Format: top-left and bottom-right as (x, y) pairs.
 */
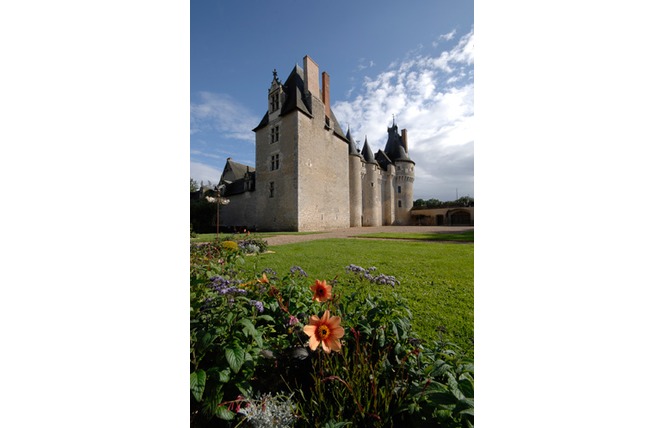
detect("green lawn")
(241, 238), (474, 351)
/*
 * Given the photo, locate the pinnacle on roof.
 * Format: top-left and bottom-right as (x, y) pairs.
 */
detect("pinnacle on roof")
(346, 127), (361, 156)
(361, 137), (377, 164)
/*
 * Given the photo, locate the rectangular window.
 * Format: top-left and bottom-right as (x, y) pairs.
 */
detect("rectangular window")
(397, 185), (402, 194)
(270, 93), (280, 112)
(271, 125), (280, 143)
(270, 154), (280, 171)
(269, 182), (275, 198)
(398, 200), (402, 208)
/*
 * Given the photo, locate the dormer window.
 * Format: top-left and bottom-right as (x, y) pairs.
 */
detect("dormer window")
(270, 93), (280, 112)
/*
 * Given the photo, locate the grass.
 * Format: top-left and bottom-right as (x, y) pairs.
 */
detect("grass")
(240, 238), (473, 352)
(353, 230), (474, 242)
(190, 231), (323, 243)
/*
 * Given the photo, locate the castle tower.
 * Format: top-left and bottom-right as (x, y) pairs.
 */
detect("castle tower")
(361, 137), (381, 226)
(251, 55), (350, 231)
(347, 127), (363, 227)
(383, 121), (415, 225)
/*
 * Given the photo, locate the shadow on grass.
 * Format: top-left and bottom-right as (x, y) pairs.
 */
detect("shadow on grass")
(353, 230), (474, 243)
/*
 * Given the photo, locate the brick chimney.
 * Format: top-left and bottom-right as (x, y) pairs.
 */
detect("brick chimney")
(401, 129), (408, 152)
(322, 71), (331, 118)
(303, 55), (320, 100)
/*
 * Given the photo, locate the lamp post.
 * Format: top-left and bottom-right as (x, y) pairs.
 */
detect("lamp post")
(206, 184), (230, 239)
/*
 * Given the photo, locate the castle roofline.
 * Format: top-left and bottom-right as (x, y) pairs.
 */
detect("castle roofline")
(253, 64), (313, 132)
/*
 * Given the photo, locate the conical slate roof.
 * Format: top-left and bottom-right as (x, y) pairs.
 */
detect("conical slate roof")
(346, 127), (362, 156)
(361, 138), (378, 164)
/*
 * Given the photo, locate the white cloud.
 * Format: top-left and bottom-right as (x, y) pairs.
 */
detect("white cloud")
(190, 92), (259, 142)
(432, 29), (457, 47)
(333, 29), (474, 200)
(190, 160), (222, 187)
(356, 58), (375, 71)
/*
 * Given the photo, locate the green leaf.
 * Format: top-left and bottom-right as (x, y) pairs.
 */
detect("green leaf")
(225, 345), (245, 373)
(190, 370), (206, 402)
(458, 377), (474, 398)
(219, 368), (230, 383)
(238, 317), (257, 336)
(200, 332), (213, 349)
(238, 318), (263, 347)
(215, 405), (236, 420)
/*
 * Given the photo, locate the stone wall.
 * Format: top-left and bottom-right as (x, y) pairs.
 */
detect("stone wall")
(295, 96), (350, 231)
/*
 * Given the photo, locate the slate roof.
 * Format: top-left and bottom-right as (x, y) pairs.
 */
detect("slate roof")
(382, 121), (414, 164)
(219, 158), (256, 196)
(361, 138), (378, 165)
(221, 158), (255, 183)
(346, 127), (362, 157)
(253, 65), (313, 131)
(253, 64), (348, 142)
(375, 149), (393, 171)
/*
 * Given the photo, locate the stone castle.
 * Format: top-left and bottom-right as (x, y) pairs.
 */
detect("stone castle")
(217, 55), (415, 232)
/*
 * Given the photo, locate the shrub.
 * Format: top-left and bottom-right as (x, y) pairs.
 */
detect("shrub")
(236, 238), (268, 254)
(221, 240), (239, 252)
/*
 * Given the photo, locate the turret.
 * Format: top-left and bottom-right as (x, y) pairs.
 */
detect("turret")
(361, 137), (381, 226)
(391, 125), (415, 225)
(347, 127), (362, 227)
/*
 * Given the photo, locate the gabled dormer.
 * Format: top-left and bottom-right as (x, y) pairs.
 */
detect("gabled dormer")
(268, 69), (284, 122)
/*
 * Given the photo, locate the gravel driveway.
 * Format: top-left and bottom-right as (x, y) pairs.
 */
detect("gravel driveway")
(263, 225), (474, 246)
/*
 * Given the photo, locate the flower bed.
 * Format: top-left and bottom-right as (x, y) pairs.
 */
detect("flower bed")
(191, 241), (473, 427)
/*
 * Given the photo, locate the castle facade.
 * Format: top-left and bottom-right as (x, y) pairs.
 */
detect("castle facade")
(217, 55), (415, 232)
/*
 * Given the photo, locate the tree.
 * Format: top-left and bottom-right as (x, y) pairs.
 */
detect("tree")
(190, 178), (199, 192)
(413, 198), (426, 208)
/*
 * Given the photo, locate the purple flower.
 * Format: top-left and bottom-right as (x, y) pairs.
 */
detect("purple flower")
(250, 300), (264, 313)
(289, 266), (308, 277)
(345, 264), (399, 287)
(208, 277), (246, 295)
(262, 268), (278, 277)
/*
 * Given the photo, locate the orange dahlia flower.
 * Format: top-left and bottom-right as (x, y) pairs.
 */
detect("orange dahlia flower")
(310, 279), (332, 302)
(303, 310), (344, 353)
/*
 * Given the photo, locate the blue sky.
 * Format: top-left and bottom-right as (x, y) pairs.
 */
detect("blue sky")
(191, 0), (474, 201)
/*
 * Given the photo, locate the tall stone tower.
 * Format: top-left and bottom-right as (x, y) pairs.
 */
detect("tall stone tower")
(251, 56), (350, 231)
(384, 121), (415, 225)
